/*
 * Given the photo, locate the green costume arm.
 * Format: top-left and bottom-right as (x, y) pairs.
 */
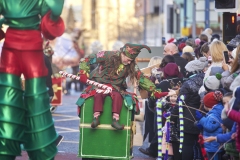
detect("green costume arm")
(135, 65), (156, 92)
(79, 51), (114, 74)
(44, 0), (64, 21)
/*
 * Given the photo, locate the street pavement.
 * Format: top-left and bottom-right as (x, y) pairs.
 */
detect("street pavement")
(16, 90), (155, 160)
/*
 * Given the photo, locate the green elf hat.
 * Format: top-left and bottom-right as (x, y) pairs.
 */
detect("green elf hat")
(121, 43), (151, 59)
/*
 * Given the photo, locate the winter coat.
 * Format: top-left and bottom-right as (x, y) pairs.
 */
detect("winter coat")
(221, 69), (240, 90)
(199, 103), (224, 152)
(172, 73), (204, 135)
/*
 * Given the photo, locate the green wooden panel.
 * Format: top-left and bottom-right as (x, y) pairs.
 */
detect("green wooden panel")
(78, 96), (132, 160)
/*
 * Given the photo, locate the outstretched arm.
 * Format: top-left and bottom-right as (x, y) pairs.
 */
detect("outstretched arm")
(135, 66), (176, 99)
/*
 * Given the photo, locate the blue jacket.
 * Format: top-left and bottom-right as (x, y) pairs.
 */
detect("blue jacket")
(199, 103), (223, 152)
(216, 122), (236, 143)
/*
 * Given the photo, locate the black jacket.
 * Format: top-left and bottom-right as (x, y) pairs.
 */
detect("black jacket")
(173, 53), (188, 77)
(171, 73), (205, 135)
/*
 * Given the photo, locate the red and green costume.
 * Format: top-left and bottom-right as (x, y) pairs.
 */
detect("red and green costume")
(76, 44), (166, 118)
(0, 1), (64, 160)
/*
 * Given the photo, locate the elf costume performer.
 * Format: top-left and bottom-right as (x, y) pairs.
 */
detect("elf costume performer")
(76, 43), (174, 130)
(0, 1), (65, 160)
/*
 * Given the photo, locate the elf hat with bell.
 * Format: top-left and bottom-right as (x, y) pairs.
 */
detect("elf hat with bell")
(121, 43), (151, 59)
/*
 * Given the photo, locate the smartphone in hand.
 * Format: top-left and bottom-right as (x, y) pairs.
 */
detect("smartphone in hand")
(223, 51), (229, 64)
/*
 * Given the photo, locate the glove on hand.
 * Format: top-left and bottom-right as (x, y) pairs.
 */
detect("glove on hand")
(154, 92), (168, 99)
(194, 121), (203, 130)
(195, 110), (203, 120)
(79, 70), (88, 84)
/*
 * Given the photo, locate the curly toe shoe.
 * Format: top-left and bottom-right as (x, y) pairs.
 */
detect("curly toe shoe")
(91, 117), (100, 128)
(111, 118), (124, 130)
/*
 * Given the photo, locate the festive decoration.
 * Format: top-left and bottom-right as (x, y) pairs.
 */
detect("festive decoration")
(43, 41), (54, 57)
(164, 112), (171, 160)
(156, 98), (167, 159)
(178, 95), (185, 153)
(116, 64), (125, 75)
(59, 71), (112, 94)
(51, 77), (62, 106)
(198, 134), (208, 160)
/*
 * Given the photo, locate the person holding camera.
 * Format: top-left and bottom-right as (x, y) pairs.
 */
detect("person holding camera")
(221, 45), (240, 90)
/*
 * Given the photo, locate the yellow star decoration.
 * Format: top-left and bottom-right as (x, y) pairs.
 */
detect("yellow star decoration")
(52, 84), (62, 101)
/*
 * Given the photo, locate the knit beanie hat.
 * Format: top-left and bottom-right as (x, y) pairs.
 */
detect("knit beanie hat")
(163, 63), (182, 78)
(185, 57), (208, 72)
(195, 38), (201, 46)
(203, 91), (223, 108)
(204, 74), (221, 91)
(178, 43), (186, 52)
(182, 46), (194, 53)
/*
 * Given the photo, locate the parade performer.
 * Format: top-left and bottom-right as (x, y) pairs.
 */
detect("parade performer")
(0, 1), (65, 160)
(76, 43), (175, 130)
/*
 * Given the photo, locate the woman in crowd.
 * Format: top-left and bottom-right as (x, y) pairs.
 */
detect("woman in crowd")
(221, 45), (240, 90)
(204, 40), (227, 81)
(150, 55), (175, 83)
(181, 52), (194, 62)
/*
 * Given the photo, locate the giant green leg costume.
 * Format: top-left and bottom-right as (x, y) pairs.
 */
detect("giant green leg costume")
(0, 1), (65, 159)
(0, 74), (25, 159)
(0, 74), (57, 160)
(23, 78), (58, 160)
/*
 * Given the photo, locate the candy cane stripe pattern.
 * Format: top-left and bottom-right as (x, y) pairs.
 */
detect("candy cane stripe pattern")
(156, 99), (164, 160)
(178, 95), (185, 153)
(59, 71), (112, 94)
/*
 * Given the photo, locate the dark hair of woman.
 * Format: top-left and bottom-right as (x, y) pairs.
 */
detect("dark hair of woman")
(181, 52), (194, 62)
(199, 34), (208, 42)
(159, 55), (175, 69)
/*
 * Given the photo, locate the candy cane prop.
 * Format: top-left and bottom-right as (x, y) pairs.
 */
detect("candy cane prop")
(59, 71), (112, 94)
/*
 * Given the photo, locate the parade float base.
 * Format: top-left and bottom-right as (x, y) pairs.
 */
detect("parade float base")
(78, 96), (133, 160)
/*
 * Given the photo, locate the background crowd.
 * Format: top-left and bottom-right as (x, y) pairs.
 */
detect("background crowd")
(138, 26), (240, 160)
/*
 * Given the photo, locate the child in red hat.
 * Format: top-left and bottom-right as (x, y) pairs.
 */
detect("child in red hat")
(195, 91), (224, 159)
